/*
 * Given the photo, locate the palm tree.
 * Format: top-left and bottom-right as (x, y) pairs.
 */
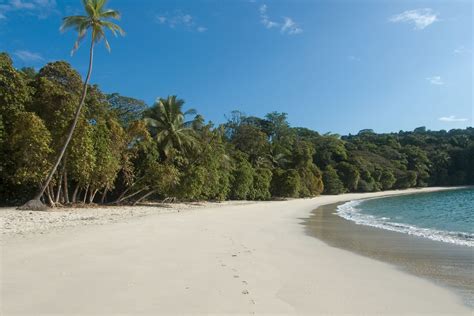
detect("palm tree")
(144, 96), (198, 159)
(22, 0), (124, 210)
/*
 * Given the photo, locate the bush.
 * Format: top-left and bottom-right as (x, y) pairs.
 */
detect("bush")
(323, 165), (345, 194)
(250, 167), (272, 200)
(230, 159), (254, 200)
(299, 164), (324, 197)
(380, 170), (396, 190)
(395, 170), (417, 189)
(337, 162), (360, 191)
(271, 168), (301, 198)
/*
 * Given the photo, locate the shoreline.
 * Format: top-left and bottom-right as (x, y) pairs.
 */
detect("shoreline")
(304, 200), (474, 308)
(1, 187), (472, 315)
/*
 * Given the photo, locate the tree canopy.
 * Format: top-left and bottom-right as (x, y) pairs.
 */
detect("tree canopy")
(1, 53), (473, 206)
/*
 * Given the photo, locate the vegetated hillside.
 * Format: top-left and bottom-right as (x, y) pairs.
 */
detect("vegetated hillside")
(1, 53), (473, 206)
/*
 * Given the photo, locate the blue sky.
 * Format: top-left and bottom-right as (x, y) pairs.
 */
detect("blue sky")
(0, 0), (472, 134)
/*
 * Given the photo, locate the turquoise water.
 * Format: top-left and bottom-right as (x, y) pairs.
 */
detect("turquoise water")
(337, 188), (474, 247)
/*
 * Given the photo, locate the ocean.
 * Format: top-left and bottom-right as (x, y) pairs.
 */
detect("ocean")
(337, 188), (474, 247)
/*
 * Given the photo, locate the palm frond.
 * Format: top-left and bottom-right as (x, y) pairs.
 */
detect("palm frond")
(100, 9), (121, 19)
(60, 15), (88, 32)
(61, 0), (123, 53)
(82, 0), (95, 18)
(101, 21), (125, 37)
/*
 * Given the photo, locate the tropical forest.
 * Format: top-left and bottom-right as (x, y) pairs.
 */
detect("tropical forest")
(1, 51), (473, 207)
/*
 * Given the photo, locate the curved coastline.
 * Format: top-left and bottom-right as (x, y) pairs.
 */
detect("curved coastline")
(335, 192), (474, 247)
(2, 187), (472, 314)
(304, 189), (474, 308)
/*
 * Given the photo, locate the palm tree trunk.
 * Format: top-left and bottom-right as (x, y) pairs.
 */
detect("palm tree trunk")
(71, 184), (80, 204)
(83, 185), (89, 204)
(63, 168), (70, 204)
(21, 40), (95, 210)
(54, 167), (64, 204)
(114, 186), (148, 204)
(132, 190), (157, 206)
(89, 189), (98, 203)
(100, 188), (108, 204)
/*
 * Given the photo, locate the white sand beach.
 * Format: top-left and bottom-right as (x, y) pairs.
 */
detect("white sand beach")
(1, 187), (471, 315)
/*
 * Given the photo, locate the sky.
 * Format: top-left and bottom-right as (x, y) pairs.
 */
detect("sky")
(0, 0), (472, 135)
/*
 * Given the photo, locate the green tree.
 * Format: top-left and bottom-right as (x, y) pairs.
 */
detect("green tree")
(230, 154), (254, 200)
(23, 0), (124, 209)
(250, 168), (272, 200)
(312, 135), (348, 168)
(0, 53), (30, 121)
(323, 165), (345, 194)
(380, 169), (396, 190)
(337, 162), (360, 191)
(298, 164), (324, 197)
(271, 169), (301, 198)
(144, 96), (198, 159)
(6, 113), (52, 186)
(395, 170), (417, 189)
(231, 124), (270, 165)
(107, 93), (147, 127)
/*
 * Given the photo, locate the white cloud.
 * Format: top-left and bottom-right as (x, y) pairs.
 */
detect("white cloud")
(260, 4), (279, 29)
(438, 116), (468, 122)
(389, 8), (438, 30)
(155, 11), (206, 33)
(156, 16), (167, 24)
(14, 50), (43, 62)
(10, 0), (35, 10)
(281, 17), (302, 35)
(454, 46), (471, 55)
(258, 4), (302, 35)
(0, 0), (56, 19)
(426, 76), (444, 85)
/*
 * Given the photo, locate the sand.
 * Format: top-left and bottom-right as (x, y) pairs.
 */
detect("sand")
(1, 187), (471, 315)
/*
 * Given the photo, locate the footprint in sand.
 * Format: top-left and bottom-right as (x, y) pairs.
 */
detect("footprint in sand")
(242, 289), (249, 295)
(242, 280), (248, 285)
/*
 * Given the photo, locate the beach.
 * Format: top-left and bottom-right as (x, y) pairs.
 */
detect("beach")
(305, 201), (474, 308)
(1, 187), (471, 315)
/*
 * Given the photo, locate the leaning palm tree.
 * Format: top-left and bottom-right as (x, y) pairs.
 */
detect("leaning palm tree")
(22, 0), (124, 210)
(144, 96), (198, 159)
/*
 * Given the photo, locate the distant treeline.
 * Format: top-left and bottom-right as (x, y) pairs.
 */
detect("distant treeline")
(1, 52), (473, 206)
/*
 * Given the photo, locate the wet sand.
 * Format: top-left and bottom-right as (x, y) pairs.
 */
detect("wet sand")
(304, 202), (474, 307)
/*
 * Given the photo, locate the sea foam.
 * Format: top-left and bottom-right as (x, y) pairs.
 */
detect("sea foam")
(336, 200), (474, 247)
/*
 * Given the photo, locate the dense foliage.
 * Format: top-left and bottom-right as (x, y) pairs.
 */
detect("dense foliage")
(1, 53), (473, 206)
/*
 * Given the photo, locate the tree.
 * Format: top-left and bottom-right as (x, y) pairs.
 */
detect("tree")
(231, 124), (270, 165)
(4, 113), (52, 203)
(230, 156), (254, 200)
(250, 168), (272, 200)
(22, 0), (124, 210)
(323, 165), (345, 194)
(298, 164), (324, 197)
(178, 125), (232, 201)
(380, 170), (396, 190)
(337, 162), (360, 191)
(271, 169), (301, 198)
(0, 53), (30, 121)
(107, 93), (147, 127)
(395, 170), (417, 189)
(312, 135), (347, 168)
(144, 96), (198, 159)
